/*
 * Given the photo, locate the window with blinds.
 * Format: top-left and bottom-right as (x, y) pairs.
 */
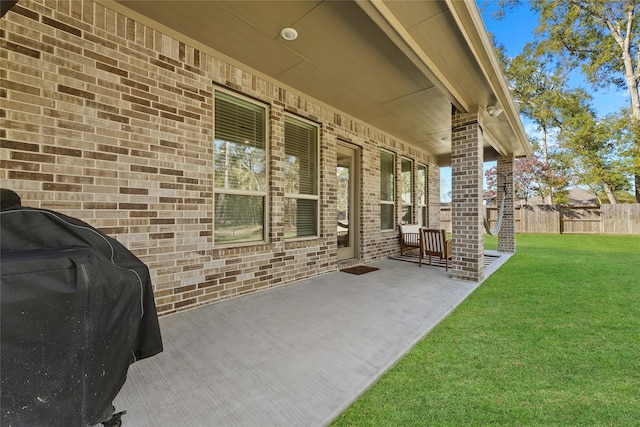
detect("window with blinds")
(380, 150), (395, 230)
(213, 90), (267, 245)
(417, 164), (427, 226)
(284, 115), (319, 238)
(401, 158), (413, 224)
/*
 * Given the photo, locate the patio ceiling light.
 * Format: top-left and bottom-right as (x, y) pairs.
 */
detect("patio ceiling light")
(280, 27), (298, 41)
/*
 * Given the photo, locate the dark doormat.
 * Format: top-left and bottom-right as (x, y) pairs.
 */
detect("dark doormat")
(340, 265), (379, 275)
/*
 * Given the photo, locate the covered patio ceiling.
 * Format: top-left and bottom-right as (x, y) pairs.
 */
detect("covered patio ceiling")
(104, 0), (531, 165)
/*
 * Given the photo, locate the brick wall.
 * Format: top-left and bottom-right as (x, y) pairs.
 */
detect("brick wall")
(1, 0), (440, 315)
(427, 163), (441, 228)
(450, 109), (484, 281)
(497, 155), (515, 252)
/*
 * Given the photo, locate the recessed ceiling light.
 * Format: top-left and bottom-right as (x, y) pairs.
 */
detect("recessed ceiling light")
(280, 27), (298, 41)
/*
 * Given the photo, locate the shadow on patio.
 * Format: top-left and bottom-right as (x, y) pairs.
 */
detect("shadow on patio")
(114, 253), (511, 426)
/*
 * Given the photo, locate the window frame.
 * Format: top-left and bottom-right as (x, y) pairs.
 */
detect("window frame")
(284, 113), (320, 240)
(401, 157), (413, 225)
(213, 88), (269, 247)
(380, 149), (396, 231)
(417, 163), (427, 226)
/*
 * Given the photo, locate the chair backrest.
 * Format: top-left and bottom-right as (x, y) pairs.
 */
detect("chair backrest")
(420, 228), (447, 256)
(399, 224), (420, 235)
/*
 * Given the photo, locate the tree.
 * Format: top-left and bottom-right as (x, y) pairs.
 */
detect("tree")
(525, 0), (640, 201)
(485, 147), (570, 204)
(495, 43), (581, 202)
(495, 44), (565, 166)
(559, 109), (633, 203)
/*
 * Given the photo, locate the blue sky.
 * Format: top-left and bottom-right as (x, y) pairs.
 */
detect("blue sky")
(440, 2), (629, 202)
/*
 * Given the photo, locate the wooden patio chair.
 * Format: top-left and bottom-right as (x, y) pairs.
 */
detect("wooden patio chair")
(419, 228), (452, 271)
(398, 224), (421, 255)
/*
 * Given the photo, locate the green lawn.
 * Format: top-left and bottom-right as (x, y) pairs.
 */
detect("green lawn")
(332, 234), (640, 426)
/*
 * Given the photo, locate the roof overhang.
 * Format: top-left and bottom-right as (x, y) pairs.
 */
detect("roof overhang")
(100, 0), (532, 164)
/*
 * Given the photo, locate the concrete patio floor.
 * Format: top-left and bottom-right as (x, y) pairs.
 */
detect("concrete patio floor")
(114, 252), (511, 426)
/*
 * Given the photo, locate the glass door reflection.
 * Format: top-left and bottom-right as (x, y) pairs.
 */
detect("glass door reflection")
(337, 144), (357, 260)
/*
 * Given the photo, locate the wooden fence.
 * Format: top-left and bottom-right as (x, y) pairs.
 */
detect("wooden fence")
(440, 204), (640, 235)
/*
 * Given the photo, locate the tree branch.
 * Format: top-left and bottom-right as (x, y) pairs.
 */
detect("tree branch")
(569, 0), (626, 49)
(557, 31), (599, 54)
(568, 0), (608, 23)
(625, 2), (634, 51)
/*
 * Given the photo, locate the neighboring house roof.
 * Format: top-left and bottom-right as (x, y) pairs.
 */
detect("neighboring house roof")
(103, 0), (532, 165)
(567, 187), (599, 205)
(518, 188), (599, 206)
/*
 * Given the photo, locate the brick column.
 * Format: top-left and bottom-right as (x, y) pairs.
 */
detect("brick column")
(451, 110), (484, 281)
(497, 155), (515, 252)
(427, 163), (441, 227)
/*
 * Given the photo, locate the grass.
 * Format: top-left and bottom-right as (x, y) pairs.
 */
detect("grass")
(331, 234), (640, 426)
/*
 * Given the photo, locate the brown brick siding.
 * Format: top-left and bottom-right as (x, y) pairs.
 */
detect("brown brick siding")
(1, 0), (440, 315)
(497, 155), (515, 252)
(451, 110), (484, 281)
(427, 163), (441, 228)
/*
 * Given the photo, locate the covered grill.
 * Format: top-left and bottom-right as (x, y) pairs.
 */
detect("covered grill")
(1, 190), (163, 426)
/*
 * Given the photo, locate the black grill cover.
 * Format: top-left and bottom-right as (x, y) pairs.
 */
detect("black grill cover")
(1, 199), (163, 426)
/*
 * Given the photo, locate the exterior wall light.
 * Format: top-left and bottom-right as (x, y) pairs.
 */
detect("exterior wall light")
(487, 105), (503, 117)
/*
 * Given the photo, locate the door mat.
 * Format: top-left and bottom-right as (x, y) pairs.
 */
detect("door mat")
(340, 265), (379, 275)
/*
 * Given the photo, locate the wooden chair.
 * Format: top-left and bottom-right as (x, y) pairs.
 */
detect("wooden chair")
(419, 228), (452, 271)
(398, 224), (420, 255)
